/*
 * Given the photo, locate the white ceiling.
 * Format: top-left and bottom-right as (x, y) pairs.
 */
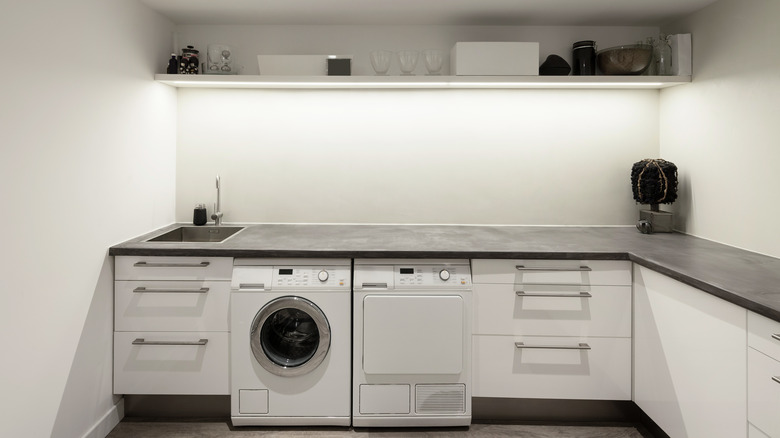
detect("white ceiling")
(141, 0), (719, 26)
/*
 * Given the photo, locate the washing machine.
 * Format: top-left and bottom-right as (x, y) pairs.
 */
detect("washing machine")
(353, 259), (472, 427)
(230, 258), (351, 426)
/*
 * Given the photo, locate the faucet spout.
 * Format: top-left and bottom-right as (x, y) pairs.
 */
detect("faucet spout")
(211, 175), (223, 226)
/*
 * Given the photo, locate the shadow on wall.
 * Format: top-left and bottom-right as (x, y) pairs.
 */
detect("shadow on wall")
(51, 255), (120, 438)
(673, 172), (693, 233)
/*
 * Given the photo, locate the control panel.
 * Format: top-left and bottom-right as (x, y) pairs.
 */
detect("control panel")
(394, 265), (471, 288)
(232, 265), (350, 290)
(273, 266), (350, 288)
(354, 260), (472, 290)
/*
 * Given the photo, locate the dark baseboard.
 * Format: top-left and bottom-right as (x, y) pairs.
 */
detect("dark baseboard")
(123, 395), (230, 418)
(122, 395), (670, 438)
(473, 397), (670, 438)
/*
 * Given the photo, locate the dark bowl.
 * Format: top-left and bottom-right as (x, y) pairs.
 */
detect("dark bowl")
(597, 44), (653, 75)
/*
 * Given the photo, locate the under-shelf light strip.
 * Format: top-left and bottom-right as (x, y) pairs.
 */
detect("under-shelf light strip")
(170, 80), (666, 88)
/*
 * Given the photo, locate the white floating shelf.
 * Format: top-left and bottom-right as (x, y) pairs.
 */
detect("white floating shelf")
(155, 74), (691, 90)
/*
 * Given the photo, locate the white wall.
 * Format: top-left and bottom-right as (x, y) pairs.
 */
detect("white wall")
(0, 1), (176, 437)
(177, 88), (658, 225)
(660, 0), (780, 258)
(175, 25), (661, 225)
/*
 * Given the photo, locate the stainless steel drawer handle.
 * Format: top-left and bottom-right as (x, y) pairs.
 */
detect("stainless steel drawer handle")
(773, 376), (780, 385)
(516, 265), (592, 272)
(772, 334), (780, 342)
(132, 338), (208, 346)
(515, 342), (591, 350)
(361, 283), (388, 288)
(134, 261), (210, 268)
(516, 291), (593, 298)
(239, 283), (265, 290)
(133, 287), (209, 293)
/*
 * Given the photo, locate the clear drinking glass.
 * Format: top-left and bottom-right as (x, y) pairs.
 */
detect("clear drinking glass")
(423, 49), (444, 75)
(369, 50), (393, 75)
(397, 50), (419, 75)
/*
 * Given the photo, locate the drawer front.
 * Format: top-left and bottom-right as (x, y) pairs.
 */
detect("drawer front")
(114, 331), (229, 395)
(472, 335), (631, 400)
(473, 284), (631, 337)
(749, 311), (780, 361)
(471, 260), (631, 286)
(748, 347), (780, 437)
(115, 256), (233, 281)
(115, 281), (229, 332)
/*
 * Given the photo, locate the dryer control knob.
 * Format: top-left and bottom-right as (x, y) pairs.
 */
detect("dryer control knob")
(318, 270), (329, 282)
(439, 269), (451, 281)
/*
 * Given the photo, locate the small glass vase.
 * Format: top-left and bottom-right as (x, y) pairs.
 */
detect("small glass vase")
(655, 34), (672, 76)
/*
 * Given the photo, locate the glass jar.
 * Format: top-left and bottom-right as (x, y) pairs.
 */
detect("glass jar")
(643, 37), (657, 75)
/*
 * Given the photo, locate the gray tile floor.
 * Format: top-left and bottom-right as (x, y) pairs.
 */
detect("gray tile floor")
(107, 420), (652, 437)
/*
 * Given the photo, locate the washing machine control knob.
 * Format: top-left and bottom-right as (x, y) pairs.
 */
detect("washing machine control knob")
(439, 269), (451, 281)
(317, 270), (329, 282)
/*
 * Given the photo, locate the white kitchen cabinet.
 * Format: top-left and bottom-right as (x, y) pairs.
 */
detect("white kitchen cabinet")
(114, 256), (233, 395)
(114, 331), (229, 395)
(748, 311), (780, 438)
(633, 265), (747, 438)
(115, 256), (232, 281)
(472, 259), (632, 286)
(473, 335), (631, 400)
(114, 280), (230, 332)
(472, 259), (631, 400)
(473, 283), (631, 337)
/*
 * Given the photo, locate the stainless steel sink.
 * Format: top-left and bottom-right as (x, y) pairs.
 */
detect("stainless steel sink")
(145, 226), (245, 243)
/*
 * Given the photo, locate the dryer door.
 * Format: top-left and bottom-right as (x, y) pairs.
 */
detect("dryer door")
(250, 296), (331, 377)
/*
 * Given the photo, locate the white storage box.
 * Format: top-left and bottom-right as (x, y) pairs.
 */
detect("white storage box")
(669, 33), (692, 76)
(257, 55), (351, 75)
(451, 42), (539, 76)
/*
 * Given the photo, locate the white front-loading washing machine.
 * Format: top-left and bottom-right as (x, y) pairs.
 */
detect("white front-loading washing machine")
(353, 259), (472, 427)
(230, 258), (351, 426)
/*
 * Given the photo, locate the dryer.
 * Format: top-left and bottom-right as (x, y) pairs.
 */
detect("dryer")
(353, 259), (472, 427)
(230, 258), (351, 426)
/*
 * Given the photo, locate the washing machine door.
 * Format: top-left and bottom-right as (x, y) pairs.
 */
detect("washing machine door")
(249, 296), (331, 377)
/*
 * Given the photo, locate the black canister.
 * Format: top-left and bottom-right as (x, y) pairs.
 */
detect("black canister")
(572, 40), (596, 75)
(193, 204), (207, 226)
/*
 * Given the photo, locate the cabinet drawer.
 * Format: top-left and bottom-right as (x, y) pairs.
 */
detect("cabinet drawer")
(115, 256), (233, 281)
(473, 284), (631, 337)
(114, 331), (229, 395)
(749, 311), (780, 361)
(471, 260), (631, 286)
(472, 335), (631, 400)
(115, 281), (229, 332)
(748, 347), (780, 438)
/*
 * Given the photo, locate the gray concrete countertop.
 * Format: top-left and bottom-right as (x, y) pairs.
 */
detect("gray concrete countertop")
(109, 223), (780, 322)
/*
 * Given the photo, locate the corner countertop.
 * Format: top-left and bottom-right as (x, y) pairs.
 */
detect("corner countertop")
(109, 223), (780, 322)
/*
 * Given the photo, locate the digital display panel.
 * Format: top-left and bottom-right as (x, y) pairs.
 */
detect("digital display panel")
(399, 268), (415, 274)
(278, 269), (293, 275)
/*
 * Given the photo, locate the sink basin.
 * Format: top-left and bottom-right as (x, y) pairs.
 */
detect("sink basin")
(145, 226), (245, 243)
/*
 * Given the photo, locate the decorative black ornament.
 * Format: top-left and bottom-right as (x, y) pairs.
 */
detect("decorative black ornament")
(631, 159), (678, 211)
(539, 54), (571, 76)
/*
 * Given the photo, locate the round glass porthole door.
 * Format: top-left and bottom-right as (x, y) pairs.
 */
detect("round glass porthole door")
(250, 296), (331, 377)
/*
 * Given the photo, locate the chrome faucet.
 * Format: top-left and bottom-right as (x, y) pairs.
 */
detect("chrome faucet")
(211, 175), (223, 226)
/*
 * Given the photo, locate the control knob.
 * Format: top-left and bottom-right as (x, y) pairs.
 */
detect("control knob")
(317, 270), (329, 282)
(439, 269), (451, 281)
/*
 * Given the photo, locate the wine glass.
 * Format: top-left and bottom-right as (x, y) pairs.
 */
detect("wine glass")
(397, 50), (419, 75)
(423, 49), (444, 75)
(370, 50), (393, 75)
